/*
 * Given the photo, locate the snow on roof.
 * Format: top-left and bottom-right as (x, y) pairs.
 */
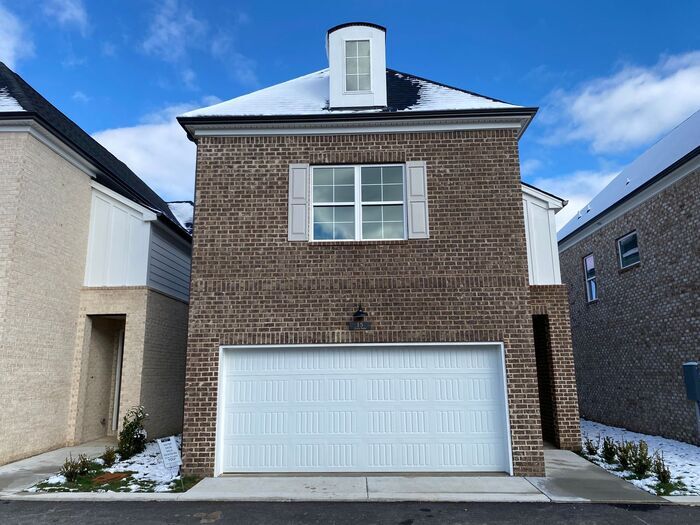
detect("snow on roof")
(558, 109), (700, 241)
(0, 87), (24, 112)
(168, 201), (194, 234)
(180, 69), (518, 118)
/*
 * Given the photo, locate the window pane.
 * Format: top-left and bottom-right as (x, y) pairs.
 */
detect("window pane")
(362, 205), (382, 222)
(361, 184), (382, 202)
(334, 206), (354, 222)
(313, 185), (333, 202)
(357, 57), (370, 75)
(588, 280), (597, 301)
(334, 185), (354, 202)
(346, 57), (358, 75)
(382, 166), (403, 184)
(362, 222), (382, 240)
(345, 40), (357, 57)
(334, 221), (355, 240)
(361, 167), (382, 184)
(313, 206), (333, 223)
(346, 75), (358, 91)
(383, 204), (404, 222)
(619, 233), (640, 267)
(314, 222), (333, 240)
(584, 255), (595, 276)
(382, 184), (404, 201)
(358, 74), (371, 91)
(313, 168), (333, 186)
(334, 167), (354, 185)
(357, 40), (370, 57)
(383, 221), (404, 239)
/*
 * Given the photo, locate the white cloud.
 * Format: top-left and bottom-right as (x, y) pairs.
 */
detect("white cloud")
(520, 158), (543, 177)
(181, 68), (197, 90)
(544, 51), (700, 153)
(530, 170), (618, 230)
(71, 90), (90, 103)
(142, 0), (205, 63)
(43, 0), (89, 36)
(92, 98), (220, 200)
(0, 3), (34, 68)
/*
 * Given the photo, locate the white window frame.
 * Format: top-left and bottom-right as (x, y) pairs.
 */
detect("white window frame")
(583, 253), (597, 302)
(343, 39), (372, 94)
(310, 164), (407, 242)
(617, 230), (640, 269)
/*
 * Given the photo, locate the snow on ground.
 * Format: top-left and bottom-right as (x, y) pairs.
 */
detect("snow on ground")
(104, 436), (181, 492)
(0, 88), (24, 111)
(582, 419), (700, 495)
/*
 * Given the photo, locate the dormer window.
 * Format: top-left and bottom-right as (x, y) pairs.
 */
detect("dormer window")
(345, 40), (371, 92)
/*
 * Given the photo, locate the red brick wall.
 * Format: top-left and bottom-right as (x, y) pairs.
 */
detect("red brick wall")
(184, 130), (548, 476)
(530, 285), (582, 450)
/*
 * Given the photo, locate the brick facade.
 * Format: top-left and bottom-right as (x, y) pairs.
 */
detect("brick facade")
(183, 129), (580, 476)
(560, 168), (700, 444)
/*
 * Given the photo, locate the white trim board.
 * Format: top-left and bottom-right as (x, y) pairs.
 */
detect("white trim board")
(559, 155), (700, 252)
(215, 341), (513, 477)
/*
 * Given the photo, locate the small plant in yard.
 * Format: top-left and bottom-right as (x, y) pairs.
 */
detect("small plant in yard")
(76, 454), (92, 475)
(583, 434), (600, 456)
(616, 439), (637, 471)
(101, 446), (118, 467)
(60, 454), (83, 482)
(601, 436), (617, 464)
(653, 452), (672, 484)
(632, 440), (653, 478)
(118, 405), (148, 460)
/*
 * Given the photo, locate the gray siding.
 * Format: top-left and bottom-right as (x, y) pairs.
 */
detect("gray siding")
(147, 223), (191, 302)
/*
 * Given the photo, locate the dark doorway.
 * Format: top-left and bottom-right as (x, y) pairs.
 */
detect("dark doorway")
(533, 314), (557, 445)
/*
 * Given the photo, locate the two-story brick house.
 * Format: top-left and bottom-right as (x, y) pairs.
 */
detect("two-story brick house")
(0, 62), (192, 465)
(559, 109), (700, 444)
(178, 23), (580, 477)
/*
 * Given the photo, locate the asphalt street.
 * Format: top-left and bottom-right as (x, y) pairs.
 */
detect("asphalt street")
(1, 501), (700, 524)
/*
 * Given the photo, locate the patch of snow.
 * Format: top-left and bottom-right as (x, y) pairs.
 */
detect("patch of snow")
(104, 436), (182, 492)
(0, 88), (24, 112)
(93, 458), (105, 466)
(45, 474), (67, 485)
(181, 68), (518, 118)
(558, 109), (700, 240)
(581, 419), (700, 495)
(167, 201), (194, 233)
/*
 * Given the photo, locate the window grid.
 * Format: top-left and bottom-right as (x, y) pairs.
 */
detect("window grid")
(345, 40), (371, 92)
(583, 254), (597, 302)
(311, 165), (405, 242)
(617, 231), (640, 269)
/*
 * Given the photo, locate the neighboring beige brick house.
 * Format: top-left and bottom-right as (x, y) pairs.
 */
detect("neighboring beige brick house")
(559, 109), (700, 444)
(177, 23), (580, 478)
(0, 62), (192, 465)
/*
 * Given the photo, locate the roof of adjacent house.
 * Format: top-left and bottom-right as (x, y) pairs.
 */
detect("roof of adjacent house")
(180, 68), (523, 119)
(167, 201), (194, 234)
(558, 109), (700, 242)
(0, 62), (189, 239)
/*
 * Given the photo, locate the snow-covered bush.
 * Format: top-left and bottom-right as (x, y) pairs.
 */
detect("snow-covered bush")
(118, 406), (148, 460)
(601, 436), (617, 463)
(653, 452), (672, 485)
(583, 434), (599, 456)
(632, 440), (653, 478)
(616, 439), (636, 470)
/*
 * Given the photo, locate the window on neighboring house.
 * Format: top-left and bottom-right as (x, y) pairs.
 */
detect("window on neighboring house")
(583, 254), (597, 302)
(617, 231), (640, 269)
(345, 40), (371, 92)
(311, 165), (405, 241)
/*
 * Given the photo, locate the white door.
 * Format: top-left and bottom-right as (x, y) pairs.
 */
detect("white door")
(218, 344), (511, 473)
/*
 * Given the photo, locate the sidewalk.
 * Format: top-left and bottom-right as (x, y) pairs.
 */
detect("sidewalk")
(0, 448), (675, 504)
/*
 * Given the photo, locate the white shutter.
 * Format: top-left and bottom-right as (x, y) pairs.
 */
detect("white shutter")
(406, 160), (429, 239)
(288, 163), (310, 241)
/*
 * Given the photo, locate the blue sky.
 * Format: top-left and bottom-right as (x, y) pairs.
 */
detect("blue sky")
(2, 0), (699, 228)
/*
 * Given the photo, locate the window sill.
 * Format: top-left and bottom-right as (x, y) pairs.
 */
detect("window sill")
(618, 262), (641, 274)
(308, 239), (408, 246)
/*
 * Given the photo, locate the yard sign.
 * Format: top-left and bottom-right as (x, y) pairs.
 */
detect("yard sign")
(156, 436), (182, 469)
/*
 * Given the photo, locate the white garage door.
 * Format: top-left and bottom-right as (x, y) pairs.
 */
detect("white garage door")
(218, 344), (511, 473)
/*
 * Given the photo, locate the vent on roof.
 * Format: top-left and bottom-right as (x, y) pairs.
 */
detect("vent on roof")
(326, 22), (387, 109)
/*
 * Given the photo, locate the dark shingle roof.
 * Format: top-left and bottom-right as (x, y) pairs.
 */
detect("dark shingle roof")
(0, 62), (188, 238)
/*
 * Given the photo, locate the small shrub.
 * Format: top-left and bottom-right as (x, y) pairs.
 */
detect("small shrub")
(632, 440), (653, 478)
(76, 453), (92, 475)
(601, 436), (617, 464)
(583, 434), (600, 456)
(617, 439), (637, 471)
(653, 452), (672, 485)
(101, 446), (117, 467)
(60, 454), (82, 482)
(118, 405), (148, 460)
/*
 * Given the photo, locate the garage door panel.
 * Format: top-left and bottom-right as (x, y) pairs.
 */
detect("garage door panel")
(220, 345), (510, 473)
